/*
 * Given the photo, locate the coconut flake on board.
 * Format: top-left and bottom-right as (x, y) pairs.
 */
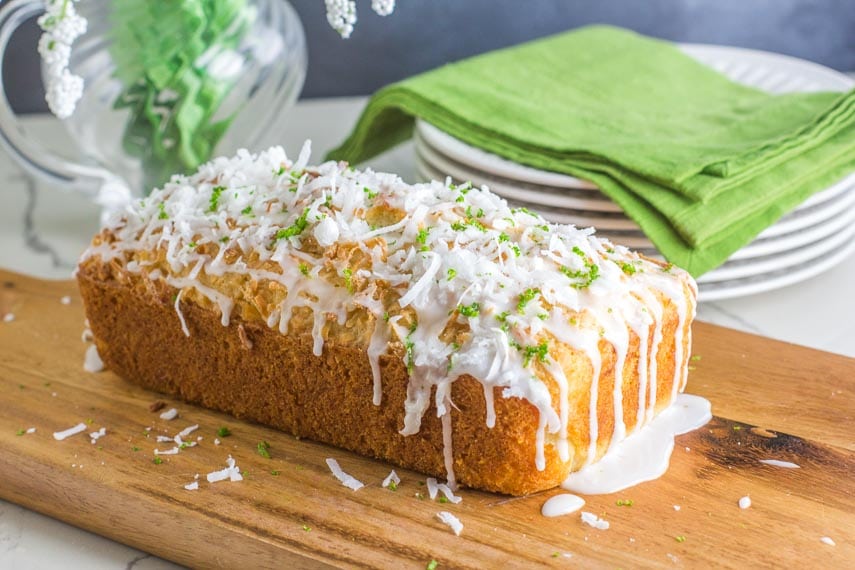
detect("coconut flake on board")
(53, 423), (87, 441)
(206, 455), (242, 483)
(382, 470), (400, 488)
(738, 496), (751, 509)
(184, 481), (199, 491)
(580, 512), (610, 530)
(820, 536), (835, 546)
(3, 313), (14, 323)
(178, 424), (199, 438)
(325, 458), (364, 491)
(759, 459), (800, 469)
(436, 511), (463, 536)
(89, 427), (106, 444)
(159, 408), (179, 421)
(83, 344), (103, 372)
(425, 477), (462, 504)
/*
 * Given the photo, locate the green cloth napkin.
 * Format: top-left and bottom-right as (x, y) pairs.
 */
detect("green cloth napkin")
(326, 25), (855, 276)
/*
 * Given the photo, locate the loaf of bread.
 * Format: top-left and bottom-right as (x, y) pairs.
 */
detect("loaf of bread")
(77, 144), (696, 496)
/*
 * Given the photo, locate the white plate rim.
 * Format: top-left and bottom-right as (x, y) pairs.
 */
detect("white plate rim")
(420, 133), (855, 249)
(698, 238), (855, 301)
(413, 133), (622, 211)
(697, 220), (855, 283)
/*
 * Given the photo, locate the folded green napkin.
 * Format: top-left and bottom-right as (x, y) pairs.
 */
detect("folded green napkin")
(326, 25), (855, 276)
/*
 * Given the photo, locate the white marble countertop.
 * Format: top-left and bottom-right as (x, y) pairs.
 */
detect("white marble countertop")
(1, 97), (853, 569)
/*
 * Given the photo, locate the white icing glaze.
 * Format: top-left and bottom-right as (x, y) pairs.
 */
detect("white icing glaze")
(562, 394), (711, 495)
(541, 493), (586, 517)
(174, 290), (190, 337)
(79, 144), (698, 483)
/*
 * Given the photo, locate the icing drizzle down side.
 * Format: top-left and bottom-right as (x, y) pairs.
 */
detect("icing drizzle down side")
(80, 143), (698, 486)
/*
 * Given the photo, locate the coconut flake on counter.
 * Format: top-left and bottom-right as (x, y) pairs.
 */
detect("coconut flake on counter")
(159, 408), (179, 421)
(381, 470), (400, 488)
(156, 435), (174, 443)
(60, 296), (72, 305)
(436, 511), (463, 536)
(89, 427), (106, 444)
(53, 422), (87, 441)
(738, 496), (751, 509)
(3, 313), (14, 323)
(820, 536), (835, 546)
(673, 505), (681, 511)
(580, 512), (610, 530)
(214, 438), (221, 445)
(184, 481), (199, 491)
(154, 447), (180, 455)
(83, 344), (103, 372)
(326, 458), (364, 491)
(759, 459), (800, 469)
(206, 455), (242, 483)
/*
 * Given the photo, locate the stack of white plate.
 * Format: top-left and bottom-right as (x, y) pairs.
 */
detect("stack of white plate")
(414, 45), (855, 300)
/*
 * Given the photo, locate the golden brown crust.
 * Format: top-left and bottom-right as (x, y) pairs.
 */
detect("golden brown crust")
(77, 257), (689, 495)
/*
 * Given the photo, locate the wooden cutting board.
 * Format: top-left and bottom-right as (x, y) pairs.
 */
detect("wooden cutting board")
(0, 269), (853, 569)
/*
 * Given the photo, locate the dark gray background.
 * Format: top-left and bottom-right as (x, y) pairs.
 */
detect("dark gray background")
(3, 0), (854, 113)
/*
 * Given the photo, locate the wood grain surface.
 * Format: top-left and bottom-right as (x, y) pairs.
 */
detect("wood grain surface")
(0, 270), (853, 569)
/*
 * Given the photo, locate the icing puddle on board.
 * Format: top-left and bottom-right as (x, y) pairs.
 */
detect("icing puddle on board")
(561, 393), (712, 495)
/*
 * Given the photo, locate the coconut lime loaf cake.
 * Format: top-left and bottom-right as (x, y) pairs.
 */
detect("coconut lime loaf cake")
(76, 144), (697, 495)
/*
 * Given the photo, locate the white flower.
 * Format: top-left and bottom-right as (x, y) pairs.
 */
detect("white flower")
(325, 0), (357, 39)
(45, 68), (84, 119)
(51, 10), (87, 45)
(38, 0), (87, 119)
(372, 0), (396, 17)
(37, 33), (70, 71)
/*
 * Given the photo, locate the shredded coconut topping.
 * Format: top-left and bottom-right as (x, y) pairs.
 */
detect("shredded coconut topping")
(81, 144), (696, 483)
